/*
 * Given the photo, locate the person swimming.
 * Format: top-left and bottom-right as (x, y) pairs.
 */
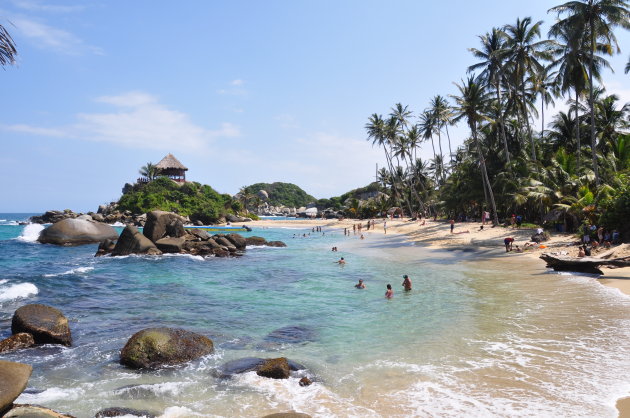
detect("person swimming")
(385, 284), (393, 298)
(401, 274), (412, 291)
(355, 279), (366, 289)
(337, 257), (346, 264)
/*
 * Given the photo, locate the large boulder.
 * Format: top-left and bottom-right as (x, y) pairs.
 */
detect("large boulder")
(4, 405), (74, 417)
(267, 241), (287, 248)
(0, 361), (32, 415)
(256, 357), (290, 379)
(38, 218), (118, 245)
(12, 304), (72, 346)
(120, 327), (214, 369)
(0, 333), (35, 354)
(143, 211), (187, 243)
(226, 233), (247, 250)
(95, 407), (156, 417)
(155, 237), (185, 253)
(111, 226), (161, 256)
(214, 236), (237, 251)
(245, 236), (267, 246)
(218, 357), (305, 378)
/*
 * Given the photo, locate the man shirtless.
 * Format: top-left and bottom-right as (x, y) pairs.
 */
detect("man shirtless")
(402, 275), (412, 291)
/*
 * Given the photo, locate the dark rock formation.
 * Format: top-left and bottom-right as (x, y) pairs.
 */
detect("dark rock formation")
(540, 253), (630, 275)
(256, 357), (290, 379)
(143, 211), (187, 242)
(111, 226), (161, 256)
(299, 377), (312, 386)
(267, 241), (287, 247)
(0, 361), (32, 415)
(94, 407), (156, 417)
(531, 231), (550, 243)
(120, 327), (214, 369)
(265, 326), (316, 344)
(4, 405), (75, 417)
(95, 239), (116, 256)
(0, 333), (35, 354)
(261, 412), (311, 418)
(214, 236), (237, 251)
(38, 218), (118, 246)
(218, 357), (305, 378)
(226, 233), (247, 250)
(245, 236), (267, 246)
(11, 304), (72, 346)
(155, 237), (185, 253)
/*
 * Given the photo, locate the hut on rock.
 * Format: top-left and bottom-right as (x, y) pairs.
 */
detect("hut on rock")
(155, 153), (188, 183)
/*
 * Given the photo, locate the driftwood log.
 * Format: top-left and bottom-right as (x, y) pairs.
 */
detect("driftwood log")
(540, 253), (630, 275)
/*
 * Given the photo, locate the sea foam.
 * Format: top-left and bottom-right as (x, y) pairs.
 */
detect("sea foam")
(17, 223), (44, 242)
(0, 281), (38, 302)
(43, 266), (94, 277)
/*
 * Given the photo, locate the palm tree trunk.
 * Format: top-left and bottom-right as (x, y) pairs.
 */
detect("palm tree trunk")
(589, 21), (600, 186)
(523, 82), (536, 161)
(576, 89), (581, 173)
(495, 75), (511, 166)
(445, 124), (454, 164)
(429, 136), (437, 183)
(437, 130), (445, 183)
(541, 98), (545, 139)
(473, 123), (499, 225)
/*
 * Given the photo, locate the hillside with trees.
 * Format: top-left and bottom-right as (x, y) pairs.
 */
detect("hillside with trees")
(241, 182), (316, 208)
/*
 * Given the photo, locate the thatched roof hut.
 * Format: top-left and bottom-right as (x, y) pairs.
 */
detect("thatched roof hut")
(156, 153), (188, 183)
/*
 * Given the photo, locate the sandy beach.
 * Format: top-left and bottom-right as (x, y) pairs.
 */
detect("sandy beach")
(243, 217), (630, 297)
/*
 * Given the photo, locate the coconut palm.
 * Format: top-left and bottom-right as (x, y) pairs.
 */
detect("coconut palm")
(468, 27), (512, 165)
(139, 162), (158, 181)
(451, 75), (499, 225)
(0, 24), (17, 67)
(418, 110), (438, 182)
(531, 68), (559, 139)
(626, 55), (630, 73)
(429, 95), (449, 173)
(503, 17), (554, 161)
(549, 0), (630, 185)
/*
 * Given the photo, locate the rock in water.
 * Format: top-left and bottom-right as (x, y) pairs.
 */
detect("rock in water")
(226, 233), (247, 250)
(261, 412), (311, 418)
(265, 326), (316, 344)
(111, 226), (161, 256)
(155, 237), (185, 253)
(256, 357), (290, 379)
(120, 327), (214, 369)
(266, 241), (287, 247)
(245, 236), (267, 246)
(0, 361), (32, 415)
(218, 357), (305, 377)
(94, 407), (156, 417)
(38, 218), (118, 245)
(4, 405), (75, 417)
(143, 211), (187, 242)
(299, 377), (312, 386)
(11, 304), (72, 346)
(0, 333), (35, 354)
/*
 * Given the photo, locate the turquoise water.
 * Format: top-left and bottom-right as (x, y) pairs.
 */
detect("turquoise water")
(0, 214), (629, 417)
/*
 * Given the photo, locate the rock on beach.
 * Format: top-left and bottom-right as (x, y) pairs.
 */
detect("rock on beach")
(11, 304), (72, 346)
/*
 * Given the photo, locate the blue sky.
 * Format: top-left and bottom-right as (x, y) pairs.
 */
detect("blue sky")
(1, 0), (629, 212)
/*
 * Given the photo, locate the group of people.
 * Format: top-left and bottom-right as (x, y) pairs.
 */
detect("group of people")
(353, 274), (412, 299)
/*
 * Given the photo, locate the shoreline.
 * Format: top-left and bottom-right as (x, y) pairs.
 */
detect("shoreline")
(240, 217), (630, 297)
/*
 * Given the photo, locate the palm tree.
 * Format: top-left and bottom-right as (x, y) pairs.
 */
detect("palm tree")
(451, 75), (500, 225)
(531, 68), (558, 139)
(503, 17), (554, 161)
(418, 110), (438, 182)
(468, 27), (512, 166)
(139, 162), (158, 181)
(549, 0), (630, 186)
(430, 95), (449, 173)
(626, 55), (630, 73)
(0, 24), (17, 67)
(366, 114), (404, 209)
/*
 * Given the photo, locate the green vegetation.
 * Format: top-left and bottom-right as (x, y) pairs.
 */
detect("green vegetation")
(241, 182), (315, 208)
(363, 0), (630, 237)
(117, 177), (237, 224)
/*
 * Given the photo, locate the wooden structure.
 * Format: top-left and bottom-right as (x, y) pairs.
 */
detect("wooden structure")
(155, 153), (188, 183)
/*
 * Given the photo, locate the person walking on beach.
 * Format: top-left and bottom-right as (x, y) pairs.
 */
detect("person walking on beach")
(385, 284), (393, 299)
(402, 275), (412, 291)
(384, 221), (387, 234)
(450, 219), (455, 234)
(355, 279), (366, 289)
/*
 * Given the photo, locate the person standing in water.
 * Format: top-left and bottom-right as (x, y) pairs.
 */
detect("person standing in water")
(385, 284), (394, 298)
(401, 274), (412, 291)
(355, 279), (366, 289)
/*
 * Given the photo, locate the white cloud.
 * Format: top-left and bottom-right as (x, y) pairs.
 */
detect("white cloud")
(10, 0), (84, 13)
(11, 16), (102, 55)
(217, 79), (247, 96)
(230, 79), (244, 86)
(2, 91), (240, 151)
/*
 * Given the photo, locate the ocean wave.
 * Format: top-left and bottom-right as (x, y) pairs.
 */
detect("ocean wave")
(16, 224), (44, 242)
(0, 281), (39, 302)
(159, 406), (202, 418)
(16, 386), (84, 404)
(162, 253), (205, 261)
(114, 381), (192, 398)
(43, 266), (94, 277)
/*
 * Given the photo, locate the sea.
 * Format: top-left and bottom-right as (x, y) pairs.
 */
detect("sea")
(0, 213), (629, 417)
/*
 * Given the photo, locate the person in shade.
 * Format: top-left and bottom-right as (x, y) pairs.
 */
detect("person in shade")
(355, 279), (366, 289)
(385, 284), (394, 299)
(402, 275), (412, 291)
(504, 237), (514, 252)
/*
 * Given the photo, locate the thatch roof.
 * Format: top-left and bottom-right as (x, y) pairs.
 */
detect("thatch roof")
(156, 153), (188, 170)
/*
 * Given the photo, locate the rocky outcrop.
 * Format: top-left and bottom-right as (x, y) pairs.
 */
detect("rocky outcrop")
(38, 218), (118, 246)
(4, 405), (75, 417)
(155, 237), (185, 253)
(120, 327), (214, 369)
(245, 236), (267, 246)
(0, 361), (32, 415)
(143, 211), (187, 243)
(256, 357), (290, 379)
(110, 226), (161, 256)
(0, 333), (35, 354)
(94, 407), (156, 417)
(226, 214), (253, 223)
(226, 233), (247, 250)
(11, 304), (72, 346)
(267, 241), (288, 247)
(299, 377), (312, 386)
(218, 357), (306, 378)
